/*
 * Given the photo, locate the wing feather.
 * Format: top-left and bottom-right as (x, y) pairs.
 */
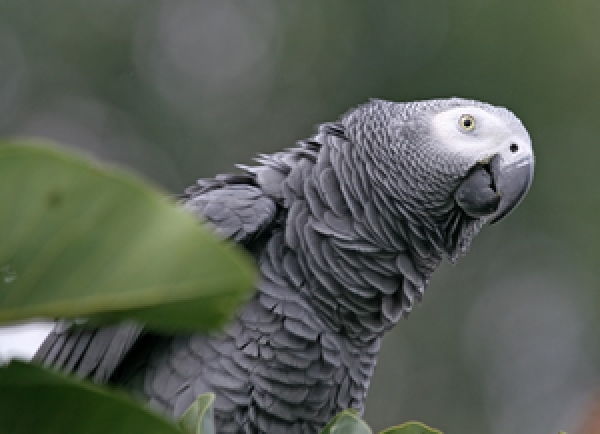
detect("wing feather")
(34, 173), (278, 384)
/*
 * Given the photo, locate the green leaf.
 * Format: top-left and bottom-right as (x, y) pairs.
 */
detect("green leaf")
(0, 141), (256, 331)
(379, 421), (443, 434)
(321, 409), (373, 434)
(178, 393), (215, 434)
(0, 360), (185, 434)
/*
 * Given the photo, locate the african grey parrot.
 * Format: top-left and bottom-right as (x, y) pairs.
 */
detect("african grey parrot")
(34, 98), (534, 433)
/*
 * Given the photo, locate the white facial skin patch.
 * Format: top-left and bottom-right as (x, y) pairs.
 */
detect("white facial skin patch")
(431, 105), (533, 167)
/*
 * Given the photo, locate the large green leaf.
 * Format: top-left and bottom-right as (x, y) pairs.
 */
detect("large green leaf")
(379, 421), (442, 434)
(0, 361), (184, 434)
(321, 410), (373, 434)
(0, 141), (255, 330)
(179, 393), (216, 434)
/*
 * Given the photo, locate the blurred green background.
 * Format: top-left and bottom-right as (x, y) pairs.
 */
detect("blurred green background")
(0, 1), (598, 433)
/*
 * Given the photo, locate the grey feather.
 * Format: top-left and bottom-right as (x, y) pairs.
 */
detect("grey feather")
(33, 98), (533, 434)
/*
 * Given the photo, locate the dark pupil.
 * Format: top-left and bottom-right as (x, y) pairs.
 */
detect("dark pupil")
(463, 118), (472, 127)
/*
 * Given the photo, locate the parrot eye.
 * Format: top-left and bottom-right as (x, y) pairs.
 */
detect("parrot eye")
(459, 114), (476, 132)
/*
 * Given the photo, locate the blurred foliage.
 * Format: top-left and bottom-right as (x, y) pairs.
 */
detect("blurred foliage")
(321, 410), (372, 434)
(0, 361), (186, 434)
(321, 410), (441, 434)
(0, 1), (597, 433)
(379, 421), (442, 434)
(0, 363), (218, 434)
(0, 142), (255, 330)
(179, 393), (216, 434)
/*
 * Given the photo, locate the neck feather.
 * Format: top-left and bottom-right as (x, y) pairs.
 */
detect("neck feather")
(252, 123), (480, 340)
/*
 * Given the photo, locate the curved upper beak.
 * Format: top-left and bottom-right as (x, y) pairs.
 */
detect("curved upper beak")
(455, 153), (534, 223)
(488, 153), (534, 224)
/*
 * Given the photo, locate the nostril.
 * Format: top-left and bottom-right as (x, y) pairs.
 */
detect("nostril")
(509, 143), (519, 153)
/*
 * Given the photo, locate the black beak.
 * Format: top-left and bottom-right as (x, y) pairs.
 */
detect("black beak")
(488, 154), (534, 223)
(455, 154), (534, 223)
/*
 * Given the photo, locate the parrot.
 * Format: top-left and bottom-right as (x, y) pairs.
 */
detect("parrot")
(34, 98), (534, 433)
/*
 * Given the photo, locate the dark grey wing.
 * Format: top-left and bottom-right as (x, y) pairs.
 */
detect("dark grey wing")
(34, 322), (142, 382)
(33, 173), (278, 383)
(181, 175), (278, 244)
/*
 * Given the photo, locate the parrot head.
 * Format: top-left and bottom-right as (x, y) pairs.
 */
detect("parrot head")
(429, 100), (534, 224)
(340, 98), (534, 259)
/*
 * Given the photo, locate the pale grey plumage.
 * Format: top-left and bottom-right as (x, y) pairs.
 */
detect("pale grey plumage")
(34, 98), (534, 433)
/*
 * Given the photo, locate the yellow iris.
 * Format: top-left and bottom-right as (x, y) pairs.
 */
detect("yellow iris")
(459, 114), (476, 131)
